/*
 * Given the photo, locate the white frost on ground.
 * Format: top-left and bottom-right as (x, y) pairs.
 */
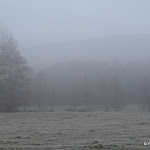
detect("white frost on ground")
(0, 112), (150, 150)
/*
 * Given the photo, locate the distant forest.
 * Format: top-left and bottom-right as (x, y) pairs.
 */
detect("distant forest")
(0, 29), (150, 112)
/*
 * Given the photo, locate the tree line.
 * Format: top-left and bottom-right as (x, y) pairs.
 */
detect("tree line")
(0, 29), (150, 112)
(32, 61), (150, 112)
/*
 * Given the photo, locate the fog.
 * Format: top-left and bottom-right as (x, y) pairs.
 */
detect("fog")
(1, 1), (150, 149)
(0, 0), (150, 69)
(1, 0), (150, 111)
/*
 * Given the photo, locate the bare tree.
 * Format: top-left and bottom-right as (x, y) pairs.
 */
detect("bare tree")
(0, 28), (31, 112)
(112, 75), (121, 112)
(81, 73), (90, 106)
(35, 71), (47, 112)
(50, 87), (56, 112)
(100, 78), (109, 112)
(141, 77), (150, 112)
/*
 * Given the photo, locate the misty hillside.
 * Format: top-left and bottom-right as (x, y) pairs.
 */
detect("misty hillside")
(23, 34), (150, 69)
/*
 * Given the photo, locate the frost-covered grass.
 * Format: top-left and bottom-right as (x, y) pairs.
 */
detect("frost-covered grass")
(0, 112), (150, 149)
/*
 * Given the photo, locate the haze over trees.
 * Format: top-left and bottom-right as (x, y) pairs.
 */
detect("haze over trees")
(32, 60), (150, 112)
(1, 1), (150, 150)
(0, 29), (31, 112)
(1, 28), (150, 112)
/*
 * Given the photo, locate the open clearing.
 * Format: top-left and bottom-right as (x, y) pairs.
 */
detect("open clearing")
(0, 112), (150, 150)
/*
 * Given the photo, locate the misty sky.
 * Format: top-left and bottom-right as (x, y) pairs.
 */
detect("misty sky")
(1, 0), (150, 43)
(0, 0), (150, 69)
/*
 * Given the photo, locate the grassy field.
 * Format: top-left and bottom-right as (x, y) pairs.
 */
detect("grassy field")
(0, 112), (150, 150)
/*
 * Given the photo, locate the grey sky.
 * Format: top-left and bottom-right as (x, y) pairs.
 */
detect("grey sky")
(0, 0), (150, 69)
(0, 0), (150, 44)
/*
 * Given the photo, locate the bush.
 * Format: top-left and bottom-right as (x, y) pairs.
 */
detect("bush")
(65, 107), (77, 112)
(78, 107), (93, 112)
